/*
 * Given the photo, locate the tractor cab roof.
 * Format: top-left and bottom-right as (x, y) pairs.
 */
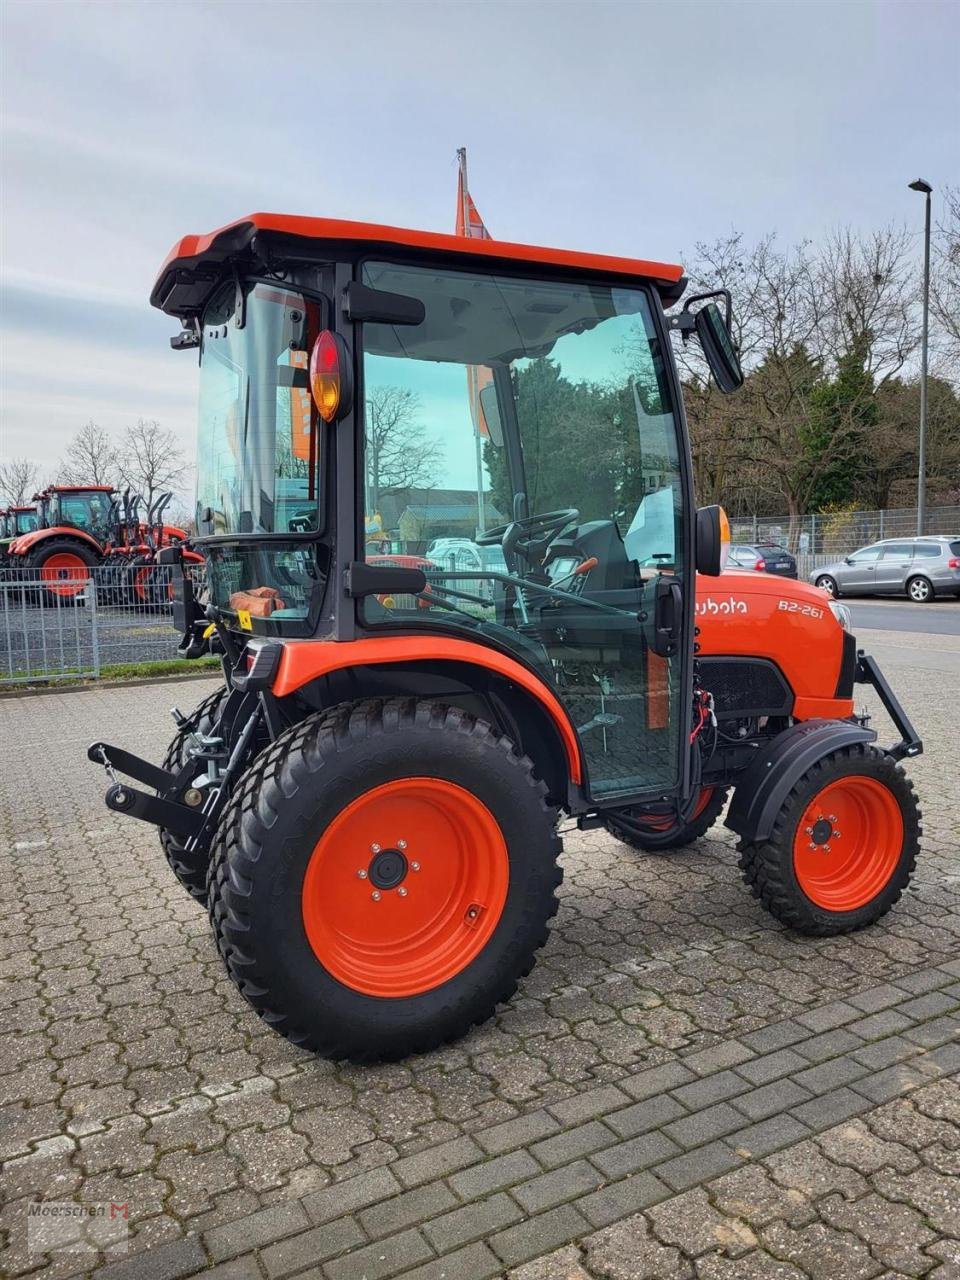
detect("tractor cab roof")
(151, 213), (687, 323)
(42, 485), (115, 495)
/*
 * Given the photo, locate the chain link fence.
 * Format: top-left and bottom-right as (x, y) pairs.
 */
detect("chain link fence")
(0, 567), (205, 685)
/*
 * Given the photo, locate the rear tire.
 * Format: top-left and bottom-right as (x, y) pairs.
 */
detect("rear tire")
(906, 575), (934, 603)
(208, 698), (562, 1062)
(815, 575), (839, 598)
(26, 539), (98, 604)
(605, 786), (729, 852)
(737, 743), (920, 936)
(158, 686), (227, 901)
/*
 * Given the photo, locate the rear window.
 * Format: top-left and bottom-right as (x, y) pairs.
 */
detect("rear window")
(951, 541), (960, 556)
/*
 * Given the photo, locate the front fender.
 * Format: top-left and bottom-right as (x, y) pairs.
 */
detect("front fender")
(725, 718), (877, 844)
(12, 526), (104, 557)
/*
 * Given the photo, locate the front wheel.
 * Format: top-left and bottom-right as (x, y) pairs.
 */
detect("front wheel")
(738, 743), (920, 936)
(906, 575), (934, 603)
(604, 786), (729, 852)
(208, 699), (562, 1062)
(815, 575), (839, 598)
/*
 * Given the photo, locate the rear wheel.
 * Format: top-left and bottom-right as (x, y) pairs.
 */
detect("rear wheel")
(738, 744), (920, 935)
(605, 786), (729, 852)
(26, 539), (98, 603)
(158, 686), (227, 900)
(815, 574), (839, 598)
(208, 698), (562, 1062)
(906, 575), (934, 603)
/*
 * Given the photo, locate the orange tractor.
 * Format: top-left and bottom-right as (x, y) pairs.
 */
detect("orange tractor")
(7, 483), (198, 603)
(0, 504), (39, 558)
(90, 214), (922, 1062)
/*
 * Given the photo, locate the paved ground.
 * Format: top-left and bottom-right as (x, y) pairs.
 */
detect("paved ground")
(844, 598), (960, 637)
(1, 627), (958, 1280)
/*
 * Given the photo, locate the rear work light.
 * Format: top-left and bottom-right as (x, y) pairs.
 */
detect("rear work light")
(309, 330), (353, 423)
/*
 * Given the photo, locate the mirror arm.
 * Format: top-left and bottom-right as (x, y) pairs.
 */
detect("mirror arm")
(682, 288), (734, 330)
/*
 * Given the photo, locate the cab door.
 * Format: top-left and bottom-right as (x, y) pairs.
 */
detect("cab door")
(359, 260), (693, 805)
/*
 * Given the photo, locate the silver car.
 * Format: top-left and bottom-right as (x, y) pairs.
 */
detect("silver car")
(810, 536), (960, 603)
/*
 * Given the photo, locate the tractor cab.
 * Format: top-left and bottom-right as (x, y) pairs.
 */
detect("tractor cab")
(38, 485), (115, 544)
(153, 216), (741, 802)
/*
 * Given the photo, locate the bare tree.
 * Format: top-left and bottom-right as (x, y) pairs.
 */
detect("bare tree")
(58, 420), (119, 486)
(365, 387), (441, 512)
(931, 186), (960, 380)
(117, 419), (188, 510)
(0, 456), (42, 505)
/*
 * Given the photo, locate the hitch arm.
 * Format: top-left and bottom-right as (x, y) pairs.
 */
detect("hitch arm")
(855, 652), (923, 761)
(88, 742), (178, 793)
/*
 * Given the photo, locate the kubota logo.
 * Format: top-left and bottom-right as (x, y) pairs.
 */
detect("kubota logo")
(695, 596), (748, 616)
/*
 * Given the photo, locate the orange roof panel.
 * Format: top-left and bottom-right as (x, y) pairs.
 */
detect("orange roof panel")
(151, 213), (685, 316)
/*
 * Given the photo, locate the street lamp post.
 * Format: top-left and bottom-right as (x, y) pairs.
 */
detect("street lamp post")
(908, 178), (932, 537)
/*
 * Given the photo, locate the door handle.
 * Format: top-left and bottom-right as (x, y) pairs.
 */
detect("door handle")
(649, 578), (682, 658)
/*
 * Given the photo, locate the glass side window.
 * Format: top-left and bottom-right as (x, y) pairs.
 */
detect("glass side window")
(880, 543), (912, 558)
(197, 282), (323, 537)
(849, 546), (882, 562)
(360, 261), (685, 798)
(58, 494), (111, 534)
(912, 543), (940, 557)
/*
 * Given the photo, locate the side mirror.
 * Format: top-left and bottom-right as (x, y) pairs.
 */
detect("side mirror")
(844, 556), (855, 565)
(694, 303), (744, 394)
(696, 504), (730, 576)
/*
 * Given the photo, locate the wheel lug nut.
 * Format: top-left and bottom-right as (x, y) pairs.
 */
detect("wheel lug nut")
(823, 844), (831, 853)
(371, 890), (381, 901)
(398, 887), (407, 897)
(357, 869), (367, 879)
(397, 839), (407, 850)
(371, 843), (381, 853)
(411, 861), (420, 872)
(805, 827), (813, 835)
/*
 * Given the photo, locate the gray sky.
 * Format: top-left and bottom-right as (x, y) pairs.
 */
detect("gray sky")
(1, 0), (957, 483)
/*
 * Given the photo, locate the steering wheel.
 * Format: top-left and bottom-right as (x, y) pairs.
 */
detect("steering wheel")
(477, 509), (579, 570)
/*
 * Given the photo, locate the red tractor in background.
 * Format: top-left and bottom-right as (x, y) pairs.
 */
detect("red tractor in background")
(6, 483), (200, 604)
(0, 504), (39, 559)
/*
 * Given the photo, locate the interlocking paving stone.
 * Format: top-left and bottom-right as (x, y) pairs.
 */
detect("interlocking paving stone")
(733, 1079), (813, 1123)
(3, 669), (958, 1280)
(357, 1181), (458, 1239)
(302, 1166), (403, 1225)
(575, 1170), (670, 1228)
(663, 1102), (744, 1149)
(605, 1093), (688, 1140)
(654, 1139), (744, 1191)
(422, 1191), (524, 1253)
(447, 1150), (541, 1201)
(489, 1204), (591, 1267)
(528, 1119), (616, 1168)
(513, 1159), (605, 1213)
(591, 1129), (681, 1179)
(323, 1227), (434, 1280)
(398, 1240), (503, 1280)
(260, 1216), (366, 1278)
(204, 1202), (311, 1263)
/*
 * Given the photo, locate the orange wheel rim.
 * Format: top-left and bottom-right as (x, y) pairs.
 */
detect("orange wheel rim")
(40, 552), (88, 596)
(639, 786), (714, 831)
(135, 567), (151, 601)
(301, 778), (509, 997)
(793, 775), (902, 911)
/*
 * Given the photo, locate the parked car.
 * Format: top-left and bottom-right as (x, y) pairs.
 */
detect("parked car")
(726, 542), (798, 578)
(810, 536), (960, 603)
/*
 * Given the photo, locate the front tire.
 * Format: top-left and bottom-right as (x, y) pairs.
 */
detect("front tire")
(815, 574), (839, 598)
(208, 699), (562, 1062)
(906, 575), (934, 603)
(27, 539), (98, 603)
(605, 786), (729, 852)
(738, 744), (920, 936)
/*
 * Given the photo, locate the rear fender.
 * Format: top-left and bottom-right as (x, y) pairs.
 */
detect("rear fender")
(725, 719), (877, 844)
(13, 526), (104, 557)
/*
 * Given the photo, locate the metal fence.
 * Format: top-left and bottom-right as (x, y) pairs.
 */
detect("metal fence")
(730, 504), (960, 573)
(0, 568), (194, 684)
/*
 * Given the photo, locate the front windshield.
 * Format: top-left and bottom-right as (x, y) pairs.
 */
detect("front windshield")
(196, 281), (324, 536)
